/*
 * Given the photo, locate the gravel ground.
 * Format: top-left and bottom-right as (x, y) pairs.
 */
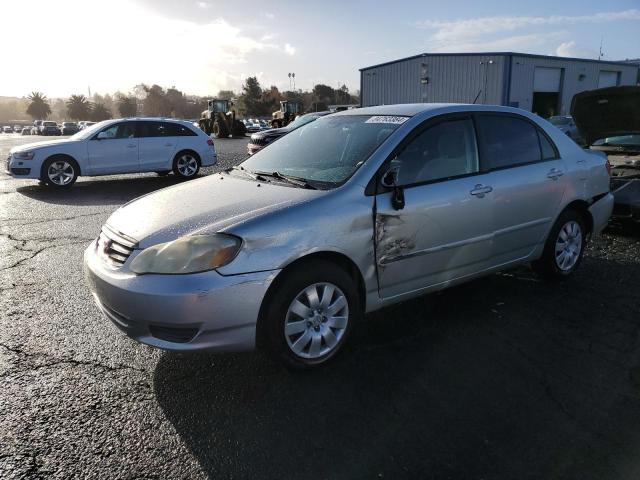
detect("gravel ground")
(1, 132), (640, 479)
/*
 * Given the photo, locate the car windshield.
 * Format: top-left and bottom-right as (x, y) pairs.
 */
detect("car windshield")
(549, 116), (571, 126)
(43, 121), (57, 127)
(240, 115), (403, 186)
(593, 134), (640, 147)
(69, 120), (112, 140)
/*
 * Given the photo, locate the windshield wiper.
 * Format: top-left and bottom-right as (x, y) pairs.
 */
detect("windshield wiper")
(252, 171), (319, 190)
(230, 165), (268, 181)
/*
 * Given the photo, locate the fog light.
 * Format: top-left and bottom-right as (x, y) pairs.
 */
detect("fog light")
(11, 168), (31, 175)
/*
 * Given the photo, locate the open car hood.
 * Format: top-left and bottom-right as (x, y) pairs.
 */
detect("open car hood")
(570, 86), (640, 146)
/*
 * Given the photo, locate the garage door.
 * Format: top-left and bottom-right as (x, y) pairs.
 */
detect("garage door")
(534, 67), (562, 92)
(598, 71), (619, 88)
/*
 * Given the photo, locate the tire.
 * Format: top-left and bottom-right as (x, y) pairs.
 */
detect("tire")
(41, 156), (79, 188)
(172, 151), (201, 179)
(263, 260), (360, 370)
(532, 209), (587, 280)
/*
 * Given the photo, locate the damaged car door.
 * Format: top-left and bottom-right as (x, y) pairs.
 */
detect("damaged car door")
(374, 115), (494, 299)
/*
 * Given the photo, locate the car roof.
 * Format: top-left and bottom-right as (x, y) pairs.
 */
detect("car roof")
(333, 103), (550, 119)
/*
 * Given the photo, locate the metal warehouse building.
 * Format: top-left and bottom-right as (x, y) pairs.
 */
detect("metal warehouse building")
(360, 52), (639, 117)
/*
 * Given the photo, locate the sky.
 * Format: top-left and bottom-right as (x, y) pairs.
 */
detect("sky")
(0, 0), (638, 98)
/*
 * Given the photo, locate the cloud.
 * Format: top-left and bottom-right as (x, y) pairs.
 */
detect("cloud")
(555, 41), (599, 59)
(196, 1), (211, 8)
(413, 10), (640, 52)
(0, 0), (299, 97)
(264, 12), (275, 19)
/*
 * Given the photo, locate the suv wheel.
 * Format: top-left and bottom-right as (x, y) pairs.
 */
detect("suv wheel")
(41, 156), (78, 188)
(172, 152), (200, 179)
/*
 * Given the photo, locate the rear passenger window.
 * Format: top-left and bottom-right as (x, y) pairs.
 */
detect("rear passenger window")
(476, 115), (542, 169)
(139, 122), (167, 137)
(164, 122), (197, 136)
(538, 131), (558, 159)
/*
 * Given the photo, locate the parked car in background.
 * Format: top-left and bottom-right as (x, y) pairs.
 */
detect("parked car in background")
(3, 126), (13, 133)
(39, 121), (61, 136)
(572, 86), (640, 222)
(6, 118), (217, 188)
(548, 115), (581, 142)
(31, 120), (43, 135)
(14, 125), (22, 133)
(21, 126), (31, 135)
(85, 103), (613, 369)
(247, 111), (332, 155)
(60, 122), (79, 135)
(243, 119), (261, 133)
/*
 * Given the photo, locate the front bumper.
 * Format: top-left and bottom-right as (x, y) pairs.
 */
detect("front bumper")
(84, 243), (279, 352)
(5, 155), (40, 179)
(247, 143), (264, 155)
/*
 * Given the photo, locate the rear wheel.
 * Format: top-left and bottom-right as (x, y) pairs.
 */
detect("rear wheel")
(263, 260), (359, 369)
(41, 156), (78, 188)
(532, 209), (586, 280)
(172, 151), (200, 179)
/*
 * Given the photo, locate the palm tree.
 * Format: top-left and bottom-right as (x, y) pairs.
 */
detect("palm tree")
(26, 92), (51, 120)
(116, 94), (137, 117)
(91, 103), (111, 122)
(66, 94), (92, 120)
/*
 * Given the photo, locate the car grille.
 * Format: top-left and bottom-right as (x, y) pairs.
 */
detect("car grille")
(97, 225), (137, 266)
(250, 136), (268, 146)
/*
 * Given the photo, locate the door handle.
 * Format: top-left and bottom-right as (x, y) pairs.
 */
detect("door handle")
(547, 168), (564, 180)
(470, 184), (493, 198)
(126, 144), (136, 148)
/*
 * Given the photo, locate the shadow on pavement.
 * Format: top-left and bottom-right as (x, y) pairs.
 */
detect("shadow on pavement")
(153, 258), (640, 479)
(15, 174), (192, 206)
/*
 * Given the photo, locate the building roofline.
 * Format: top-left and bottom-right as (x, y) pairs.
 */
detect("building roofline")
(359, 52), (640, 71)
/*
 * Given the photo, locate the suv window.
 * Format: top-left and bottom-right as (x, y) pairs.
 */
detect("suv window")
(138, 121), (167, 137)
(97, 122), (136, 139)
(164, 122), (197, 136)
(393, 118), (479, 186)
(476, 114), (545, 169)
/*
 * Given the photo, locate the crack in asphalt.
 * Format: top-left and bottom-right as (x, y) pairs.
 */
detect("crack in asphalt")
(0, 342), (148, 378)
(0, 210), (106, 227)
(0, 238), (93, 272)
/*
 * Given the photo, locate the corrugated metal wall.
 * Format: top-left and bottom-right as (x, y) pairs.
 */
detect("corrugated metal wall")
(361, 54), (507, 107)
(508, 55), (639, 114)
(361, 54), (639, 113)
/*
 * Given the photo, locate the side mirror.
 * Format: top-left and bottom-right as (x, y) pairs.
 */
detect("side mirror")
(96, 131), (110, 140)
(380, 166), (405, 210)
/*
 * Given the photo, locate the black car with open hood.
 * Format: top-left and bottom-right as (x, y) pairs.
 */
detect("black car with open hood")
(571, 86), (640, 221)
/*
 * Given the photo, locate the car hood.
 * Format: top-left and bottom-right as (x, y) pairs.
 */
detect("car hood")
(10, 138), (77, 153)
(571, 86), (640, 146)
(251, 126), (289, 140)
(106, 174), (321, 248)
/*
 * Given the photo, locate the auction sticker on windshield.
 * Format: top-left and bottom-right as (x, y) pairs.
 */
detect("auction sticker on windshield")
(365, 116), (409, 124)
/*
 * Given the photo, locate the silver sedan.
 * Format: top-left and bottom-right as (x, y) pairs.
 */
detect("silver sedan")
(85, 104), (613, 368)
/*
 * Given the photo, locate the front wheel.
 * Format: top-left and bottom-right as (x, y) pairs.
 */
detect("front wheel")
(263, 260), (359, 369)
(41, 156), (78, 188)
(532, 209), (586, 280)
(172, 152), (200, 179)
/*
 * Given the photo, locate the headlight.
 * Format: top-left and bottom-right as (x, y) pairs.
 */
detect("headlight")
(129, 234), (241, 275)
(13, 151), (35, 160)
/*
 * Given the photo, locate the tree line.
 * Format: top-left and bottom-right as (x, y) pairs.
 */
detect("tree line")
(0, 78), (359, 123)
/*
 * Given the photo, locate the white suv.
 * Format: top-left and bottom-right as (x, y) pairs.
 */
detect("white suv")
(6, 118), (217, 188)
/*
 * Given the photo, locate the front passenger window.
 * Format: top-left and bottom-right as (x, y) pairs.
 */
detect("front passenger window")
(394, 119), (479, 186)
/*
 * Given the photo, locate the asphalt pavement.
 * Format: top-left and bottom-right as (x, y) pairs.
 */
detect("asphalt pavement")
(1, 132), (640, 479)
